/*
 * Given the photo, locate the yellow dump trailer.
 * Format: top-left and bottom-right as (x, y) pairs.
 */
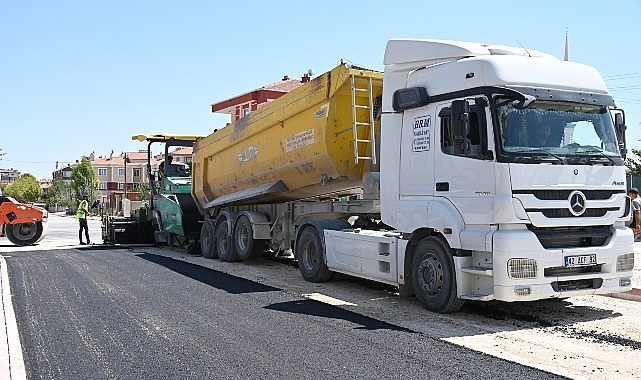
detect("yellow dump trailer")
(193, 64), (383, 211)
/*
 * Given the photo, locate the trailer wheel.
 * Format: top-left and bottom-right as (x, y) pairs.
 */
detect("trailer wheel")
(6, 222), (43, 246)
(296, 226), (332, 282)
(215, 214), (238, 262)
(200, 219), (217, 259)
(411, 238), (464, 313)
(234, 215), (264, 261)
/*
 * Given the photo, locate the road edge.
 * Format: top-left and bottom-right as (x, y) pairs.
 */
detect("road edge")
(1, 255), (26, 380)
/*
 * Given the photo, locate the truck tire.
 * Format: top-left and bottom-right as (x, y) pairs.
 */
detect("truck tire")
(200, 219), (217, 259)
(234, 215), (264, 261)
(215, 214), (238, 262)
(411, 238), (464, 313)
(6, 222), (43, 246)
(296, 226), (332, 282)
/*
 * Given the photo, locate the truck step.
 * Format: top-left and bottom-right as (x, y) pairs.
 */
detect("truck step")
(460, 267), (493, 277)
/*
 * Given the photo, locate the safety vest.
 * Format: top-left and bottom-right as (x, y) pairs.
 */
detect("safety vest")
(76, 199), (88, 220)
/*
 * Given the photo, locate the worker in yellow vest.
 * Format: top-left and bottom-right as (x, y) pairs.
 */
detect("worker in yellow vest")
(76, 194), (90, 245)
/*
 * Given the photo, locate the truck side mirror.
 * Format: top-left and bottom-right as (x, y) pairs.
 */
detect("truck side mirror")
(613, 110), (627, 159)
(451, 100), (470, 137)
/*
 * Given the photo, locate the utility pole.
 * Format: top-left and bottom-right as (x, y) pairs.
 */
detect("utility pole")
(124, 153), (129, 199)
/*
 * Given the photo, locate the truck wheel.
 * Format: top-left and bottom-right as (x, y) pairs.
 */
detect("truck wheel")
(234, 215), (264, 261)
(411, 238), (464, 313)
(200, 219), (217, 259)
(215, 215), (238, 262)
(6, 222), (43, 246)
(296, 226), (332, 282)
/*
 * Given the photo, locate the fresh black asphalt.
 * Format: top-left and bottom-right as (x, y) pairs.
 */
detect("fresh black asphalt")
(7, 248), (566, 379)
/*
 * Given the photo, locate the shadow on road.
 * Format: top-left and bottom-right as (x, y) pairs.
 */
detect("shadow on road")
(136, 253), (279, 294)
(135, 252), (413, 332)
(264, 299), (414, 332)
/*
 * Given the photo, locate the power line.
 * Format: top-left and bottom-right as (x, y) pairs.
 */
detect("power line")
(607, 85), (641, 90)
(604, 72), (641, 80)
(0, 159), (59, 164)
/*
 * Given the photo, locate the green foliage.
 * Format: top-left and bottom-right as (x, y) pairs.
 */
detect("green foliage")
(134, 182), (152, 201)
(3, 173), (42, 202)
(625, 149), (641, 176)
(71, 156), (99, 200)
(45, 179), (73, 208)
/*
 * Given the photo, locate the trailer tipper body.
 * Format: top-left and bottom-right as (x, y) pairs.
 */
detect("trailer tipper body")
(192, 64), (383, 206)
(192, 39), (634, 312)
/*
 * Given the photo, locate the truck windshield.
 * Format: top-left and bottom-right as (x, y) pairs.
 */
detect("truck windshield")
(495, 99), (622, 165)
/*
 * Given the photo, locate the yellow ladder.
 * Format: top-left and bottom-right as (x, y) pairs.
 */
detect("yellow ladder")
(351, 75), (376, 164)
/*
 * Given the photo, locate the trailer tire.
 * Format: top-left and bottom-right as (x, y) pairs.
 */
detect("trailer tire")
(234, 215), (264, 261)
(200, 219), (217, 259)
(6, 222), (43, 246)
(411, 238), (464, 313)
(215, 214), (238, 262)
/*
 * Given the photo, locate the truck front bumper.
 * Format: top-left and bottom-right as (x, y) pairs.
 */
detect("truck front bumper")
(489, 225), (634, 302)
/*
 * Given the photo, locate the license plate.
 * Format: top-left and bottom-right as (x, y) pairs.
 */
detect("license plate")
(564, 254), (597, 267)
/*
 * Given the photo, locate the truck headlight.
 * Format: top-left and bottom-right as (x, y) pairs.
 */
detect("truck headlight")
(508, 258), (538, 279)
(617, 253), (634, 272)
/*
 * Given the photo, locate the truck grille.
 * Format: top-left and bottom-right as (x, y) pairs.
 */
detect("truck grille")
(529, 225), (611, 249)
(544, 264), (603, 277)
(551, 278), (603, 292)
(514, 189), (624, 218)
(538, 208), (617, 218)
(515, 189), (624, 200)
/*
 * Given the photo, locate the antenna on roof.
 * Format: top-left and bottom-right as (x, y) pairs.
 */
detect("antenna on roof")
(564, 28), (569, 61)
(514, 39), (532, 57)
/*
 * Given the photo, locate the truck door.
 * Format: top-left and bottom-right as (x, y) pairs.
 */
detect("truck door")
(399, 107), (435, 197)
(434, 101), (496, 225)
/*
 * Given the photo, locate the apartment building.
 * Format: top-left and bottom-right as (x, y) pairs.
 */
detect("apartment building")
(90, 151), (160, 201)
(0, 168), (20, 185)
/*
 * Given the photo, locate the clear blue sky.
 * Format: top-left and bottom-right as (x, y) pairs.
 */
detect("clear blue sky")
(1, 1), (640, 180)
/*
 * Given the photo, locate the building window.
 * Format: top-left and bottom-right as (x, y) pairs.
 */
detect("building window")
(133, 169), (140, 177)
(243, 108), (251, 117)
(118, 182), (124, 190)
(118, 168), (125, 176)
(98, 168), (107, 176)
(99, 182), (107, 190)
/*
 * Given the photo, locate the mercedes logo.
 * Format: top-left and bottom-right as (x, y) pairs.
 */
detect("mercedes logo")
(568, 190), (587, 216)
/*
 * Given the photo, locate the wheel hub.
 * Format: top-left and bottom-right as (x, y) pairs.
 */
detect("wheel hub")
(15, 223), (36, 240)
(417, 255), (443, 294)
(301, 241), (317, 271)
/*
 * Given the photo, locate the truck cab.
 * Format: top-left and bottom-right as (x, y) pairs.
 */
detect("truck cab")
(380, 39), (634, 309)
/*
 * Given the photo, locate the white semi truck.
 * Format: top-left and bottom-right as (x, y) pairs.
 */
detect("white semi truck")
(192, 39), (635, 312)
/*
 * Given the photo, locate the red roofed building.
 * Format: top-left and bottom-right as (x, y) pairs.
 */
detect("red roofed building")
(89, 150), (160, 202)
(211, 72), (312, 122)
(169, 146), (193, 165)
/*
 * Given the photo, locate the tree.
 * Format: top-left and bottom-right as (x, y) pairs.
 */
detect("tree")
(625, 149), (641, 176)
(45, 179), (73, 208)
(71, 156), (99, 200)
(3, 173), (42, 202)
(134, 182), (152, 202)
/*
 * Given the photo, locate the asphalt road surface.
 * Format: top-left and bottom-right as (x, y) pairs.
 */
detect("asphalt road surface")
(2, 213), (640, 379)
(5, 247), (561, 379)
